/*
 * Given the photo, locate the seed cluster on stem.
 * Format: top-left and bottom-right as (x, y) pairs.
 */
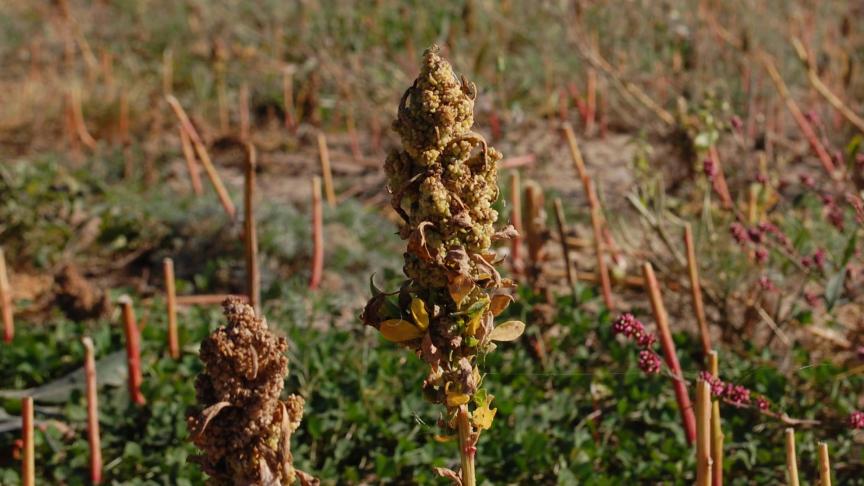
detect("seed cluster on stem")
(188, 298), (317, 485)
(363, 45), (523, 484)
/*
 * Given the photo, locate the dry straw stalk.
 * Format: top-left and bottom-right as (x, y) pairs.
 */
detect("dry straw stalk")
(82, 337), (102, 484)
(785, 428), (800, 486)
(163, 258), (180, 359)
(21, 396), (34, 486)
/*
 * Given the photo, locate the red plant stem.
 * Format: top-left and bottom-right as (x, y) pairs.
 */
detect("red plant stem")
(489, 108), (501, 141)
(82, 337), (102, 484)
(643, 262), (697, 444)
(708, 145), (734, 210)
(760, 53), (836, 175)
(0, 248), (13, 343)
(310, 176), (324, 290)
(684, 225), (712, 357)
(163, 258), (180, 360)
(244, 144), (261, 315)
(509, 171), (523, 276)
(119, 298), (146, 405)
(21, 396), (34, 486)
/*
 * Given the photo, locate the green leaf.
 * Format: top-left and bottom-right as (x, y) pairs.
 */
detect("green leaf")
(825, 266), (846, 310)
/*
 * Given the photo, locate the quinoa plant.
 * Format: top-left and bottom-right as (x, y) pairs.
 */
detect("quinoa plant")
(362, 46), (523, 485)
(187, 298), (316, 485)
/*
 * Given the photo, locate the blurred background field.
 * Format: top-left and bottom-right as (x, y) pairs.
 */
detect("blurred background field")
(1, 0), (863, 484)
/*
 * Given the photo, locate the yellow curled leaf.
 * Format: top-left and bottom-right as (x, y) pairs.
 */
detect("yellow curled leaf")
(379, 319), (423, 342)
(488, 320), (526, 342)
(410, 297), (429, 331)
(446, 392), (470, 407)
(467, 311), (484, 336)
(490, 294), (513, 316)
(448, 275), (474, 306)
(472, 401), (497, 430)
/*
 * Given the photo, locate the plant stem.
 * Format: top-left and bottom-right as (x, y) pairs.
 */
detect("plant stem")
(244, 144), (260, 314)
(643, 262), (696, 444)
(82, 337), (102, 484)
(21, 396), (34, 486)
(119, 297), (146, 405)
(457, 405), (476, 486)
(0, 247), (13, 343)
(310, 176), (324, 290)
(785, 428), (800, 486)
(163, 258), (180, 359)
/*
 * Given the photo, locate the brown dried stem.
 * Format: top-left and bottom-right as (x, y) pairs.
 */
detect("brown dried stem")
(166, 95), (236, 219)
(684, 224), (712, 356)
(553, 198), (575, 288)
(791, 38), (864, 134)
(245, 144), (261, 314)
(708, 351), (723, 486)
(317, 132), (337, 207)
(163, 258), (180, 359)
(818, 442), (831, 486)
(82, 337), (102, 484)
(178, 126), (204, 196)
(22, 396), (34, 486)
(310, 176), (324, 290)
(588, 180), (613, 309)
(785, 428), (800, 486)
(176, 294), (248, 306)
(696, 380), (712, 486)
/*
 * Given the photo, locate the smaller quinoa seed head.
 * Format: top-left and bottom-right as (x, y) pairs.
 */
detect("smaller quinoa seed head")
(188, 297), (311, 485)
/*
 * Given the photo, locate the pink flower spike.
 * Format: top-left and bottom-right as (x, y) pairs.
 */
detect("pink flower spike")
(849, 411), (864, 430)
(638, 350), (661, 375)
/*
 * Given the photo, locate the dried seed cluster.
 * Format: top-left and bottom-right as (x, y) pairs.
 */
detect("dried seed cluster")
(188, 298), (313, 485)
(364, 46), (523, 437)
